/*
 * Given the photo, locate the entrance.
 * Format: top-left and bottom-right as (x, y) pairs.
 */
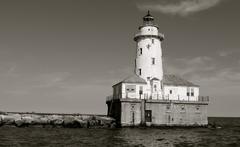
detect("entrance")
(145, 110), (152, 122)
(132, 112), (135, 125)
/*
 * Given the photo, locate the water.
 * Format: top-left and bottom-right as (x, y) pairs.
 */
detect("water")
(0, 117), (239, 147)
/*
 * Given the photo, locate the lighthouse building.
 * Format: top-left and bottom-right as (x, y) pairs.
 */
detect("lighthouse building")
(106, 12), (209, 127)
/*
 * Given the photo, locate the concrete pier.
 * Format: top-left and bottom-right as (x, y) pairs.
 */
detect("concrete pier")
(107, 98), (208, 127)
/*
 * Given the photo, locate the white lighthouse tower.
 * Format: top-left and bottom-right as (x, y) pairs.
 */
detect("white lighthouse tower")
(134, 11), (164, 99)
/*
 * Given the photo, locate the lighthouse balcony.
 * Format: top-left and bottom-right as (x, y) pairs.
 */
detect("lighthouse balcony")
(134, 32), (164, 41)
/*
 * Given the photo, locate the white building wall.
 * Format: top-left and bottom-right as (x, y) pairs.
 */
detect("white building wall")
(113, 83), (199, 101)
(121, 83), (147, 99)
(163, 85), (199, 101)
(135, 26), (163, 82)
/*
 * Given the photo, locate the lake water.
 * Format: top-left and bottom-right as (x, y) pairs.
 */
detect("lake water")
(0, 117), (239, 147)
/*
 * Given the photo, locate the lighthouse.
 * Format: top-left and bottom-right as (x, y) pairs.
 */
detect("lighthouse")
(106, 11), (209, 127)
(134, 11), (164, 81)
(134, 11), (165, 99)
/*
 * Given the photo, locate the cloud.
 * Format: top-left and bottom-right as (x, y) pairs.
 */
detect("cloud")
(218, 50), (240, 57)
(136, 0), (222, 16)
(164, 55), (240, 85)
(31, 72), (71, 88)
(218, 50), (231, 57)
(164, 56), (216, 77)
(1, 71), (71, 96)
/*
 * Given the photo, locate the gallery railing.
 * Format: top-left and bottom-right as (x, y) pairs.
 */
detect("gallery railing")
(106, 95), (209, 102)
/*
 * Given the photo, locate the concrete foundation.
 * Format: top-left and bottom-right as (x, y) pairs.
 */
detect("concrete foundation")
(107, 98), (208, 127)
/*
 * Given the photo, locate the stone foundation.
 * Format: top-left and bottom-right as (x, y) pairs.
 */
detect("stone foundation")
(107, 99), (208, 127)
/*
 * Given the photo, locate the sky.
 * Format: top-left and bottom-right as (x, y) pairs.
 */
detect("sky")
(0, 0), (239, 117)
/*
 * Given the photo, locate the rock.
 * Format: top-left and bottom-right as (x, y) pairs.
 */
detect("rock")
(63, 116), (81, 128)
(52, 119), (64, 126)
(0, 116), (3, 127)
(15, 119), (24, 127)
(0, 113), (114, 128)
(79, 120), (88, 128)
(81, 115), (91, 121)
(39, 116), (49, 125)
(1, 114), (21, 125)
(21, 116), (34, 125)
(110, 122), (116, 128)
(30, 114), (42, 125)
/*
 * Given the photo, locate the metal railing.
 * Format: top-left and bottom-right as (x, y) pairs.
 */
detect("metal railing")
(198, 96), (210, 102)
(106, 95), (209, 102)
(134, 32), (164, 38)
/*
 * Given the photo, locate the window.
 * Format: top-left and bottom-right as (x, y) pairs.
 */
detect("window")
(147, 44), (151, 49)
(138, 68), (142, 75)
(166, 105), (170, 110)
(181, 105), (185, 110)
(191, 88), (194, 96)
(147, 77), (150, 80)
(139, 48), (142, 55)
(126, 85), (136, 92)
(131, 104), (135, 111)
(191, 92), (194, 96)
(170, 90), (172, 94)
(152, 39), (154, 44)
(196, 106), (200, 110)
(154, 85), (157, 91)
(187, 87), (190, 96)
(139, 86), (143, 95)
(152, 58), (155, 65)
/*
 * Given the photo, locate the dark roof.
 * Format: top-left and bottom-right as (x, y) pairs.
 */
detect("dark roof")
(112, 74), (147, 87)
(122, 74), (147, 84)
(143, 10), (154, 20)
(151, 77), (160, 81)
(163, 74), (199, 87)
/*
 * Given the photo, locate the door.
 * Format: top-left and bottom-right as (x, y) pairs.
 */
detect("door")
(139, 86), (143, 99)
(145, 110), (152, 122)
(132, 112), (135, 125)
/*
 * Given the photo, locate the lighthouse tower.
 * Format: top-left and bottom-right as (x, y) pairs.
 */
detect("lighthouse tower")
(134, 11), (164, 81)
(134, 11), (164, 99)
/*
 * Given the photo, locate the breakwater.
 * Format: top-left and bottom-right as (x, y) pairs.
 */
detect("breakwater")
(0, 112), (116, 128)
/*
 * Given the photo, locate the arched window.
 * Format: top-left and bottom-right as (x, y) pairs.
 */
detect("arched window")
(139, 48), (142, 55)
(138, 68), (142, 75)
(152, 58), (155, 65)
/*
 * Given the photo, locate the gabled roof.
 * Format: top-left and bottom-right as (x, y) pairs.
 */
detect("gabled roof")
(151, 77), (160, 81)
(163, 74), (199, 87)
(122, 74), (147, 84)
(112, 74), (147, 87)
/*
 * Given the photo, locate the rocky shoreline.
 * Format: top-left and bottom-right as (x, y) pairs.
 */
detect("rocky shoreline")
(0, 112), (116, 128)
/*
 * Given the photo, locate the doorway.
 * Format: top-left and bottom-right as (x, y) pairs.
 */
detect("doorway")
(145, 110), (152, 122)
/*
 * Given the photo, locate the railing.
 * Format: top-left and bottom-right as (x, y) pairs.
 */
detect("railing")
(106, 95), (209, 102)
(134, 32), (164, 38)
(198, 96), (210, 102)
